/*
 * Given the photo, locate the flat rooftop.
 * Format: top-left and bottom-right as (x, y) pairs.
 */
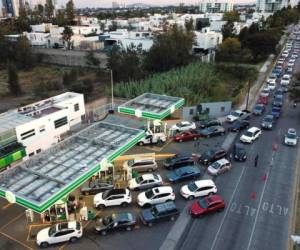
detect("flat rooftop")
(0, 112), (34, 134)
(0, 116), (144, 213)
(118, 93), (185, 120)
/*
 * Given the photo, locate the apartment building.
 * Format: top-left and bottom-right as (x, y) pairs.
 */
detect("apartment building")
(0, 92), (85, 169)
(199, 0), (234, 13)
(256, 0), (298, 12)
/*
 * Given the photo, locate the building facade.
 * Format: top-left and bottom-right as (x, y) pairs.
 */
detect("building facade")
(2, 0), (22, 17)
(256, 0), (299, 12)
(199, 0), (234, 13)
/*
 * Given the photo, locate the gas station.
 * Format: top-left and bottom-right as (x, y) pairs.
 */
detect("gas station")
(0, 93), (185, 226)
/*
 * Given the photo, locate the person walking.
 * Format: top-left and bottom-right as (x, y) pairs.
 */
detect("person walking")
(254, 154), (259, 167)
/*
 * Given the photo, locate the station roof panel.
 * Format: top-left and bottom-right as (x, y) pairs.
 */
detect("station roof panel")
(0, 118), (145, 213)
(118, 93), (185, 120)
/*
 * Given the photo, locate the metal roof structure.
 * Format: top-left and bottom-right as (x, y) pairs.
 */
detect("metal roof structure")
(118, 93), (185, 120)
(0, 112), (34, 134)
(0, 118), (145, 213)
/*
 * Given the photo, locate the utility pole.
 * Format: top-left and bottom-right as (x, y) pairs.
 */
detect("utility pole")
(245, 80), (250, 111)
(111, 69), (114, 107)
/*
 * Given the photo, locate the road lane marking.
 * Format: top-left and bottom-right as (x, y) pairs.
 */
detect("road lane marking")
(0, 212), (24, 230)
(2, 203), (13, 210)
(0, 231), (33, 250)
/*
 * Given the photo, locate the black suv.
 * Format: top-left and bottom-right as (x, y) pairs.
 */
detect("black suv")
(140, 201), (179, 227)
(232, 143), (247, 161)
(198, 148), (227, 165)
(80, 179), (113, 195)
(164, 154), (194, 170)
(197, 119), (221, 129)
(95, 212), (137, 235)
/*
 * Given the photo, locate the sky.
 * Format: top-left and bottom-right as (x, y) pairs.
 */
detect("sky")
(57, 0), (255, 9)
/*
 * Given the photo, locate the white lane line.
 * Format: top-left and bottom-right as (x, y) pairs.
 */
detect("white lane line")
(209, 153), (249, 250)
(246, 150), (274, 250)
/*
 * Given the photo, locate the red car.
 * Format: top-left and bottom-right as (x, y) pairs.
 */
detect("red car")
(189, 195), (225, 217)
(173, 130), (201, 142)
(258, 96), (268, 105)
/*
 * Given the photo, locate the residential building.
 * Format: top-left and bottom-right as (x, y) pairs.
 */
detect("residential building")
(199, 0), (234, 13)
(2, 0), (23, 17)
(0, 92), (85, 169)
(256, 0), (298, 12)
(193, 27), (223, 52)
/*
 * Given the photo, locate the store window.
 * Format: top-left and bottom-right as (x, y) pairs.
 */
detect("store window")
(20, 129), (35, 140)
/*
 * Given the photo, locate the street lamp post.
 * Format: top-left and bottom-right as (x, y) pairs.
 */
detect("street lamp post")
(245, 80), (251, 111)
(109, 69), (114, 114)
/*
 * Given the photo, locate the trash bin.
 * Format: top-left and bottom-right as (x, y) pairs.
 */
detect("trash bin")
(88, 210), (95, 220)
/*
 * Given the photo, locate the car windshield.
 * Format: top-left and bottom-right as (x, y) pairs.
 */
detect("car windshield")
(255, 105), (263, 111)
(198, 198), (208, 208)
(245, 131), (254, 137)
(176, 123), (185, 128)
(151, 207), (159, 216)
(48, 225), (57, 236)
(187, 182), (198, 192)
(203, 150), (214, 158)
(275, 97), (282, 102)
(269, 76), (276, 80)
(175, 168), (185, 176)
(102, 215), (114, 226)
(287, 133), (297, 139)
(264, 117), (273, 122)
(237, 147), (246, 154)
(145, 189), (155, 199)
(231, 111), (240, 117)
(207, 127), (215, 132)
(153, 174), (159, 180)
(102, 190), (110, 199)
(136, 176), (144, 184)
(211, 162), (221, 169)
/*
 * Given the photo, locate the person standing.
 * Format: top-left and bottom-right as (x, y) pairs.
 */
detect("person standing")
(254, 154), (259, 167)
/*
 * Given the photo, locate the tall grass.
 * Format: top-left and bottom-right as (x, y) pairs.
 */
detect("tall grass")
(112, 62), (258, 105)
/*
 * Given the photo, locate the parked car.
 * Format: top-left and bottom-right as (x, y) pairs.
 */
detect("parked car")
(197, 148), (227, 165)
(94, 189), (132, 209)
(281, 74), (291, 86)
(268, 82), (276, 90)
(137, 186), (175, 207)
(170, 121), (196, 132)
(197, 119), (222, 129)
(252, 104), (265, 115)
(207, 158), (231, 176)
(189, 195), (225, 217)
(267, 74), (277, 85)
(128, 173), (163, 191)
(226, 110), (245, 123)
(274, 88), (284, 96)
(180, 179), (217, 200)
(228, 120), (250, 132)
(123, 158), (158, 173)
(95, 213), (136, 235)
(173, 130), (201, 142)
(273, 95), (284, 107)
(284, 128), (298, 146)
(232, 143), (247, 161)
(198, 125), (225, 138)
(166, 166), (201, 183)
(286, 67), (293, 74)
(271, 106), (281, 119)
(261, 115), (275, 130)
(240, 127), (262, 143)
(260, 89), (270, 97)
(140, 201), (179, 227)
(258, 96), (268, 105)
(164, 154), (194, 170)
(80, 180), (113, 195)
(36, 222), (82, 248)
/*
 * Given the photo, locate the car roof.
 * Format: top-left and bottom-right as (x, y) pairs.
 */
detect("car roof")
(178, 166), (199, 172)
(140, 173), (159, 180)
(58, 221), (78, 230)
(153, 186), (173, 194)
(194, 179), (215, 187)
(155, 201), (176, 212)
(288, 128), (296, 134)
(265, 114), (274, 119)
(181, 121), (191, 125)
(248, 127), (260, 133)
(215, 158), (229, 165)
(114, 212), (134, 222)
(206, 195), (223, 204)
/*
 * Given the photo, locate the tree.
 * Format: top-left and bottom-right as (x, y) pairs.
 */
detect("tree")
(185, 18), (194, 32)
(45, 0), (54, 21)
(221, 21), (235, 39)
(55, 9), (66, 26)
(144, 25), (195, 73)
(216, 37), (245, 62)
(8, 63), (22, 96)
(17, 7), (31, 32)
(85, 51), (100, 67)
(65, 0), (75, 25)
(62, 26), (73, 50)
(223, 11), (240, 22)
(15, 36), (36, 69)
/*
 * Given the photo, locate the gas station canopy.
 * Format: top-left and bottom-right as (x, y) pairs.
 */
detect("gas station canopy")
(0, 119), (145, 213)
(118, 93), (185, 120)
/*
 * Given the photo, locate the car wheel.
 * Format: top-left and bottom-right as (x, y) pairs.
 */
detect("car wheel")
(97, 204), (105, 210)
(193, 137), (197, 141)
(121, 202), (129, 207)
(138, 141), (144, 146)
(179, 139), (183, 143)
(170, 216), (175, 221)
(101, 230), (107, 236)
(148, 222), (153, 227)
(148, 168), (153, 172)
(133, 187), (139, 191)
(126, 226), (133, 231)
(188, 195), (195, 200)
(217, 208), (224, 212)
(69, 237), (78, 243)
(40, 242), (49, 248)
(166, 199), (172, 203)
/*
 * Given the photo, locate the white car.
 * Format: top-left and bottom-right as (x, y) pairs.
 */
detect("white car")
(36, 221), (82, 248)
(281, 74), (291, 86)
(240, 127), (262, 143)
(171, 121), (196, 132)
(128, 173), (163, 191)
(137, 186), (175, 207)
(260, 90), (270, 97)
(282, 52), (289, 57)
(284, 128), (298, 146)
(94, 189), (132, 209)
(288, 62), (295, 67)
(180, 179), (217, 200)
(226, 110), (244, 123)
(289, 58), (296, 63)
(267, 75), (276, 85)
(268, 82), (276, 90)
(207, 158), (231, 176)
